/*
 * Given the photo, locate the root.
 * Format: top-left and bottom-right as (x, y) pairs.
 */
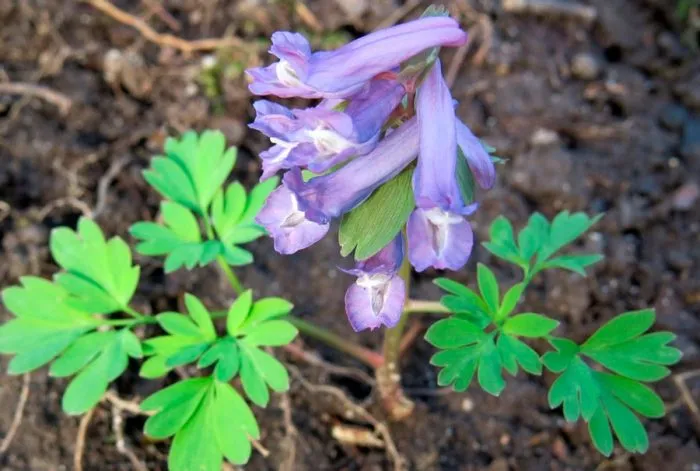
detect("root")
(0, 82), (72, 115)
(73, 408), (96, 471)
(0, 373), (31, 457)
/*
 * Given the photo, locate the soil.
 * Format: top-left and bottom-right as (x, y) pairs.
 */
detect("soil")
(1, 0), (700, 470)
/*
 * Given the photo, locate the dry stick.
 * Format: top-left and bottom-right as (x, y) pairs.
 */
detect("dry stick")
(0, 82), (72, 115)
(111, 403), (148, 471)
(93, 156), (131, 218)
(140, 0), (181, 31)
(104, 390), (149, 416)
(0, 373), (30, 457)
(673, 371), (700, 438)
(74, 408), (96, 471)
(84, 0), (254, 54)
(295, 1), (323, 33)
(283, 342), (376, 386)
(289, 366), (406, 471)
(279, 392), (297, 471)
(373, 0), (424, 30)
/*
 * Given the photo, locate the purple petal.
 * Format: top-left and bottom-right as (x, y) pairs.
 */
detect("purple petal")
(256, 185), (329, 254)
(357, 233), (404, 271)
(247, 17), (467, 99)
(284, 118), (420, 224)
(407, 208), (474, 272)
(250, 100), (300, 138)
(456, 120), (496, 190)
(413, 59), (463, 212)
(345, 274), (405, 331)
(345, 79), (406, 142)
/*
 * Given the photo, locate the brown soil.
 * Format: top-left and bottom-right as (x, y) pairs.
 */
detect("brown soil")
(1, 1), (699, 470)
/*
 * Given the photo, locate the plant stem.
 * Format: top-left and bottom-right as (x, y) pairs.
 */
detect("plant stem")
(403, 299), (450, 314)
(123, 306), (146, 320)
(102, 317), (158, 327)
(376, 253), (415, 421)
(216, 256), (244, 295)
(287, 318), (384, 368)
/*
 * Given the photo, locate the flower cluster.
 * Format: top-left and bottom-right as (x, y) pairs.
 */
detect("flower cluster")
(247, 15), (496, 331)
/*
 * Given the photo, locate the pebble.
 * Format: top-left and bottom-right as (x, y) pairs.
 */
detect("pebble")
(571, 52), (601, 80)
(659, 103), (689, 131)
(681, 118), (700, 161)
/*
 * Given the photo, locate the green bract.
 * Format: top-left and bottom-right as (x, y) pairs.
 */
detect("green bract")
(427, 213), (681, 456)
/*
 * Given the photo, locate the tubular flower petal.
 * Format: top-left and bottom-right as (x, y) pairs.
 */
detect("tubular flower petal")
(246, 17), (467, 99)
(413, 59), (464, 213)
(256, 185), (329, 255)
(407, 206), (477, 272)
(251, 79), (406, 179)
(456, 119), (496, 190)
(343, 235), (406, 331)
(284, 118), (420, 224)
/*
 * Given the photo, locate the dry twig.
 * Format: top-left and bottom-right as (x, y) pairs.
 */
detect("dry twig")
(673, 370), (700, 437)
(289, 366), (406, 471)
(84, 0), (254, 55)
(74, 408), (96, 471)
(0, 373), (31, 457)
(0, 82), (72, 115)
(35, 196), (94, 220)
(104, 390), (149, 416)
(93, 156), (131, 218)
(283, 342), (376, 386)
(111, 403), (148, 471)
(295, 1), (323, 33)
(279, 392), (297, 471)
(141, 0), (181, 31)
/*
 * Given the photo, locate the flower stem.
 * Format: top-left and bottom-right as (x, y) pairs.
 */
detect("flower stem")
(216, 256), (244, 295)
(403, 299), (449, 314)
(376, 253), (415, 421)
(287, 317), (384, 369)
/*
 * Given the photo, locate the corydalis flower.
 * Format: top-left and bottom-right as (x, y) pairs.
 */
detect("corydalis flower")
(250, 79), (405, 179)
(284, 118), (420, 224)
(256, 185), (329, 255)
(407, 205), (477, 272)
(406, 59), (495, 272)
(246, 17), (467, 99)
(343, 235), (406, 331)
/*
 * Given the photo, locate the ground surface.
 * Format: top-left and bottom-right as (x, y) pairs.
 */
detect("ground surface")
(1, 0), (700, 470)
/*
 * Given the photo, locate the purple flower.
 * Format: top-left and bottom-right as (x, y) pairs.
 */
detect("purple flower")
(456, 120), (496, 190)
(246, 17), (467, 99)
(407, 205), (477, 272)
(256, 185), (329, 255)
(250, 79), (406, 179)
(413, 58), (464, 213)
(284, 118), (420, 224)
(343, 235), (406, 331)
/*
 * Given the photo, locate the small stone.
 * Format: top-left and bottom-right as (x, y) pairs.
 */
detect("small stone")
(461, 397), (475, 412)
(571, 52), (601, 80)
(681, 119), (700, 161)
(659, 103), (689, 131)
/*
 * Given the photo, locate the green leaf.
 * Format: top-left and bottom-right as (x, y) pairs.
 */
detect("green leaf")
(61, 329), (139, 414)
(226, 290), (253, 335)
(239, 342), (290, 406)
(477, 264), (499, 315)
(197, 339), (241, 382)
(545, 329), (674, 456)
(581, 310), (681, 381)
(542, 254), (603, 276)
(50, 218), (139, 312)
(168, 393), (222, 471)
(455, 147), (476, 204)
(151, 130), (237, 213)
(538, 211), (602, 261)
(497, 282), (526, 320)
(184, 294), (216, 341)
(50, 331), (115, 377)
(503, 313), (559, 338)
(482, 216), (523, 265)
(0, 277), (98, 374)
(212, 381), (259, 465)
(131, 202), (221, 273)
(239, 297), (294, 333)
(211, 179), (276, 251)
(339, 166), (414, 260)
(243, 320), (298, 347)
(517, 213), (549, 261)
(434, 278), (491, 328)
(497, 334), (542, 375)
(425, 318), (487, 349)
(142, 377), (211, 439)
